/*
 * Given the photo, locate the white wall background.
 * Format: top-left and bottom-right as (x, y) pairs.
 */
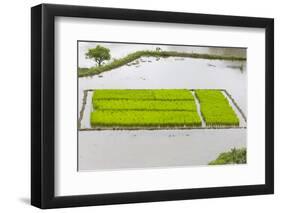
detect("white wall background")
(0, 0), (279, 212)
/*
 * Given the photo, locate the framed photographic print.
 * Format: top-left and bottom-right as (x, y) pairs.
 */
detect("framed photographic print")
(31, 3), (274, 209)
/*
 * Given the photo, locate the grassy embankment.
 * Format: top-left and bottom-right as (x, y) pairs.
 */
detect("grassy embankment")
(79, 50), (246, 77)
(209, 148), (246, 165)
(195, 90), (239, 126)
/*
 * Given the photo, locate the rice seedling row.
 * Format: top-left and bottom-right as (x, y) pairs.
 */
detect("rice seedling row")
(93, 100), (197, 111)
(91, 110), (202, 127)
(93, 89), (194, 100)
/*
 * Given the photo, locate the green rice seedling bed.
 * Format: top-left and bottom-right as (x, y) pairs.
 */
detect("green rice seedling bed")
(88, 89), (241, 129)
(91, 89), (200, 128)
(91, 110), (202, 127)
(195, 90), (239, 126)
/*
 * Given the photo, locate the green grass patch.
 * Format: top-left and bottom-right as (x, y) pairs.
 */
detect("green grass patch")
(79, 50), (246, 77)
(195, 90), (239, 126)
(91, 110), (201, 127)
(209, 148), (246, 165)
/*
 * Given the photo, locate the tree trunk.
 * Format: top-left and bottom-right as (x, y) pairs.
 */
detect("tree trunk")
(97, 59), (102, 66)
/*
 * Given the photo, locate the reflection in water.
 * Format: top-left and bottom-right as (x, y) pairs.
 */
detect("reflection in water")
(166, 46), (246, 58)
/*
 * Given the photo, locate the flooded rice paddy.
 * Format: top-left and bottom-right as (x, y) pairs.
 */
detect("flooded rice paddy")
(78, 44), (247, 171)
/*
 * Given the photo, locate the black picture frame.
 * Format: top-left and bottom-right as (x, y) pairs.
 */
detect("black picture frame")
(31, 3), (274, 209)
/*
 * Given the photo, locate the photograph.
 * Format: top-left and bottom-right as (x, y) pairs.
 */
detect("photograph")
(30, 3), (274, 209)
(77, 41), (247, 171)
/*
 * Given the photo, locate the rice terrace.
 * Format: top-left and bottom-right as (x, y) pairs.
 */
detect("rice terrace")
(78, 41), (247, 170)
